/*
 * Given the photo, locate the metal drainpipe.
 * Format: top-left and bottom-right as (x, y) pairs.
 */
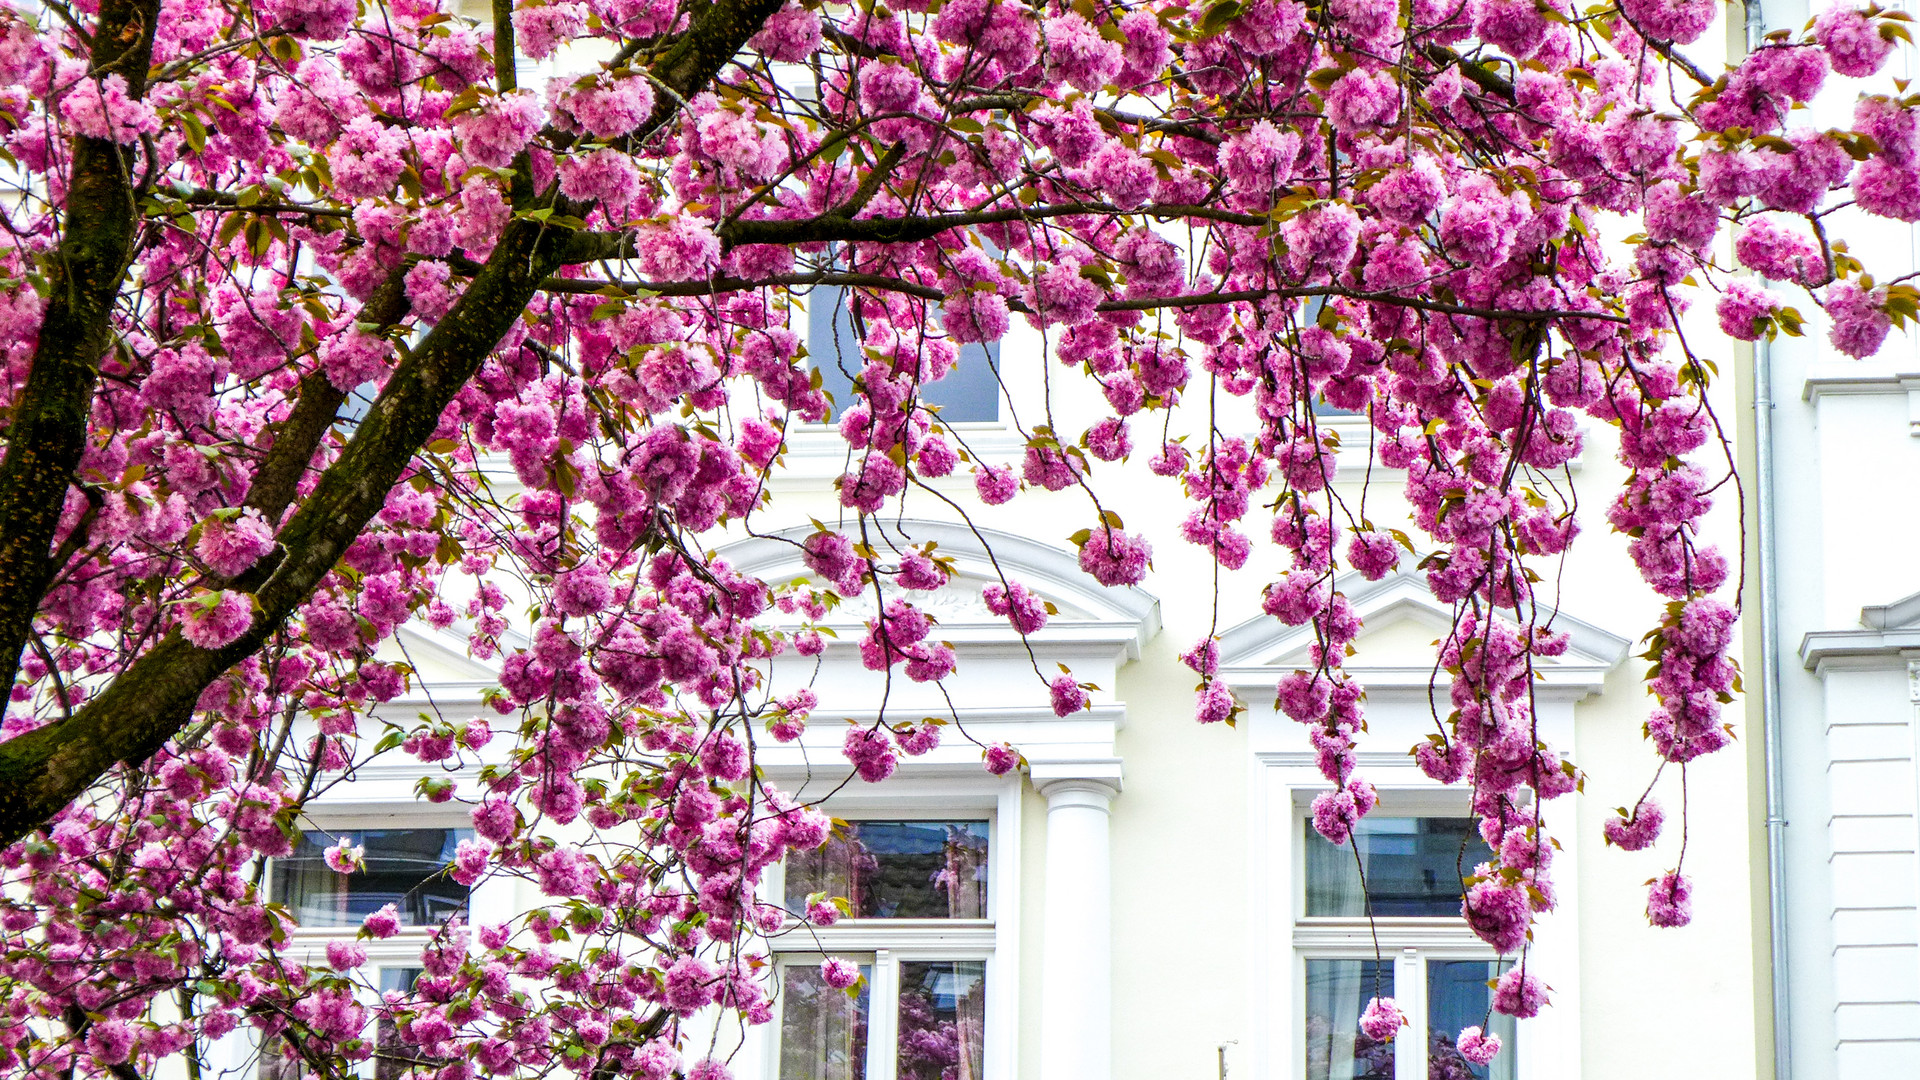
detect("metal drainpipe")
(1755, 309), (1793, 1080)
(1744, 4), (1792, 1077)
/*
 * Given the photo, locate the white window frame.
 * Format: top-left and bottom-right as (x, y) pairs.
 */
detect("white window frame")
(1290, 794), (1514, 1080)
(755, 776), (1021, 1080)
(1285, 788), (1518, 1080)
(1249, 680), (1589, 1080)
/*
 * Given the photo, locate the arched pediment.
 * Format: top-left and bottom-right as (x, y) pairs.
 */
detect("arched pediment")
(713, 518), (1161, 654)
(715, 518), (1161, 627)
(1214, 563), (1629, 697)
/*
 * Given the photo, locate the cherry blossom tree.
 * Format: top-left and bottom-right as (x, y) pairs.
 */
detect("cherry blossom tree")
(0, 0), (1915, 1076)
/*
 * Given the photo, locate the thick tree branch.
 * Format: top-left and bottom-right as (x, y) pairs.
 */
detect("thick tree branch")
(241, 269), (413, 531)
(492, 0), (516, 92)
(1419, 43), (1517, 103)
(536, 270), (1629, 324)
(0, 0), (794, 848)
(0, 0), (162, 712)
(0, 199), (576, 847)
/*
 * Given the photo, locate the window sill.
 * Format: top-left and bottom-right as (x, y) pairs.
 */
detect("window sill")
(1292, 918), (1492, 952)
(770, 918), (997, 952)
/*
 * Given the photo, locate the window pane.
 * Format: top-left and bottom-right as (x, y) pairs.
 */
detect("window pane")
(808, 284), (863, 420)
(1304, 960), (1394, 1080)
(379, 967), (424, 995)
(807, 287), (999, 423)
(1427, 961), (1516, 1080)
(272, 828), (471, 928)
(785, 821), (989, 919)
(897, 961), (986, 1080)
(376, 968), (429, 1080)
(779, 963), (870, 1080)
(923, 341), (1000, 423)
(1304, 817), (1478, 917)
(257, 1034), (302, 1080)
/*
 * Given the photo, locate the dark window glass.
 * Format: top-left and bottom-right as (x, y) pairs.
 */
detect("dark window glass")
(1304, 959), (1394, 1080)
(808, 286), (1000, 422)
(272, 828), (470, 928)
(896, 961), (985, 1080)
(375, 968), (429, 1080)
(1427, 961), (1516, 1080)
(1304, 817), (1478, 917)
(779, 963), (871, 1080)
(785, 820), (989, 919)
(257, 1035), (302, 1080)
(379, 967), (424, 994)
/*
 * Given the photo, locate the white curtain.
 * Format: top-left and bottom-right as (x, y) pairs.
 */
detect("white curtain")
(1328, 961), (1366, 1080)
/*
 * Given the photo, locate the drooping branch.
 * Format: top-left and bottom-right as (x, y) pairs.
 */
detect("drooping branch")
(717, 201), (1272, 247)
(546, 202), (1275, 264)
(0, 0), (163, 712)
(947, 92), (1237, 145)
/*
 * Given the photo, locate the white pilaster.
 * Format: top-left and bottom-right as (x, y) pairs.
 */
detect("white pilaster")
(1036, 775), (1119, 1080)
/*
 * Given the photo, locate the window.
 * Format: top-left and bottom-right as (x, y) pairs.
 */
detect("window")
(271, 827), (472, 929)
(1304, 816), (1478, 917)
(807, 285), (1001, 423)
(1297, 815), (1516, 1080)
(771, 819), (994, 1080)
(374, 967), (434, 1080)
(784, 820), (989, 918)
(257, 967), (427, 1080)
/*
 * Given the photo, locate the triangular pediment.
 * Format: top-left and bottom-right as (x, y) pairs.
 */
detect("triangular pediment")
(1214, 564), (1628, 693)
(1862, 589), (1920, 631)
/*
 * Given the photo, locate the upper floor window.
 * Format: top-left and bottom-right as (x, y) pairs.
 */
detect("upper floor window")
(772, 818), (994, 1080)
(1298, 813), (1514, 1080)
(784, 819), (990, 919)
(1304, 816), (1477, 917)
(807, 285), (1001, 424)
(271, 827), (471, 929)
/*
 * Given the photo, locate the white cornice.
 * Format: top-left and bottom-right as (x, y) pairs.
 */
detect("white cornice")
(1801, 363), (1920, 436)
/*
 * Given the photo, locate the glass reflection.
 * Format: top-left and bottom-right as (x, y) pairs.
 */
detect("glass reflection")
(780, 963), (870, 1080)
(1305, 959), (1394, 1080)
(272, 828), (470, 928)
(1304, 817), (1479, 917)
(1427, 961), (1516, 1080)
(896, 961), (986, 1080)
(785, 821), (989, 919)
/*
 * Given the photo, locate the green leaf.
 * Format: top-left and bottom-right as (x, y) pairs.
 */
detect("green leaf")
(1197, 0), (1243, 36)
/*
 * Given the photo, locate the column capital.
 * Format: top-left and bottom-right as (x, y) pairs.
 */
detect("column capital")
(1031, 759), (1123, 802)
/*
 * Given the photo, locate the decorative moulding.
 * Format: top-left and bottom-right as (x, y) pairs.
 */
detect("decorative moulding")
(1213, 562), (1630, 701)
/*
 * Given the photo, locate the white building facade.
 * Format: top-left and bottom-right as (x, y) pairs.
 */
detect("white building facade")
(263, 294), (1771, 1080)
